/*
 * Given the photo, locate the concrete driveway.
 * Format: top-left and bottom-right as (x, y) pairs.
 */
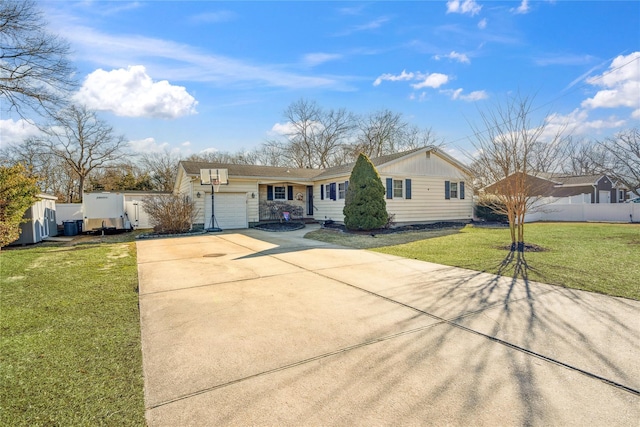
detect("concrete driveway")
(137, 225), (640, 426)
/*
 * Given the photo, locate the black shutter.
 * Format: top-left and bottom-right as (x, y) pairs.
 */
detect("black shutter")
(320, 184), (324, 200)
(267, 185), (273, 201)
(287, 185), (294, 200)
(460, 182), (465, 200)
(386, 178), (393, 199)
(445, 181), (450, 200)
(330, 183), (336, 200)
(345, 181), (349, 192)
(405, 179), (412, 199)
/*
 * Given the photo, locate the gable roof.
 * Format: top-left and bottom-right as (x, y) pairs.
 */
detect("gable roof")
(484, 172), (621, 197)
(177, 146), (470, 185)
(554, 174), (608, 187)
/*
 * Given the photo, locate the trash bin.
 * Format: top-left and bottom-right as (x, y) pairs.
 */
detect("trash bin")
(63, 220), (78, 236)
(75, 219), (83, 234)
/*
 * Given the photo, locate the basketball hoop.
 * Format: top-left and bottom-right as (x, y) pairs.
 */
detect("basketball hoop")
(199, 168), (228, 232)
(212, 179), (221, 193)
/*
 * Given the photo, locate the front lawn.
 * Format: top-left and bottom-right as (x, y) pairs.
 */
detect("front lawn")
(0, 236), (145, 426)
(308, 223), (640, 300)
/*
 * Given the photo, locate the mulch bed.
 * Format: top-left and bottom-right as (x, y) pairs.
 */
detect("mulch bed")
(497, 243), (548, 252)
(322, 221), (467, 235)
(253, 222), (306, 232)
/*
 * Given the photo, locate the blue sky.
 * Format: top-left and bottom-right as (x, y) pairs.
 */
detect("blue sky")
(3, 0), (639, 161)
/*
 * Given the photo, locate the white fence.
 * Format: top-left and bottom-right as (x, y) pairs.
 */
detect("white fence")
(56, 203), (83, 225)
(525, 203), (640, 223)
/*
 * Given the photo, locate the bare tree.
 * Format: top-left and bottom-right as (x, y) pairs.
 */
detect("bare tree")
(471, 94), (569, 252)
(138, 151), (182, 192)
(596, 128), (640, 196)
(38, 105), (128, 202)
(561, 137), (605, 176)
(0, 0), (76, 118)
(404, 125), (444, 151)
(355, 109), (407, 158)
(266, 99), (356, 168)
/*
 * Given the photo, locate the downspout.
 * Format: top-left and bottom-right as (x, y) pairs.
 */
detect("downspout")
(593, 184), (598, 204)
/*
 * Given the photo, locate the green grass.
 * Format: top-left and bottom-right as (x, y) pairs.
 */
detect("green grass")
(0, 234), (145, 426)
(307, 223), (640, 300)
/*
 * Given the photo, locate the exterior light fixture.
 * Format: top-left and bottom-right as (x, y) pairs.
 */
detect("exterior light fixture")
(196, 192), (201, 198)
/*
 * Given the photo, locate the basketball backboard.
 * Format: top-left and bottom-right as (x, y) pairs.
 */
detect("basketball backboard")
(200, 169), (229, 185)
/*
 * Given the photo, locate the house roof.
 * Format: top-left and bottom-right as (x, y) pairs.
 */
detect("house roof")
(484, 172), (621, 197)
(178, 146), (470, 184)
(179, 161), (323, 180)
(553, 175), (606, 187)
(36, 193), (58, 200)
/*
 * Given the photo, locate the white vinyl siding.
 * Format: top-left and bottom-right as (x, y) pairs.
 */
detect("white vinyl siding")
(384, 176), (473, 223)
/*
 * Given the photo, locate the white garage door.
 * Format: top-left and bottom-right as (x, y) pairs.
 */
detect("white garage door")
(204, 193), (248, 229)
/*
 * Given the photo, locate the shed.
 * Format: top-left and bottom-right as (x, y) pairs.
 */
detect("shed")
(10, 193), (58, 245)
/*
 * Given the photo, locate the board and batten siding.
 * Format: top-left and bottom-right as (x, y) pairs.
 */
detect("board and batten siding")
(377, 151), (467, 179)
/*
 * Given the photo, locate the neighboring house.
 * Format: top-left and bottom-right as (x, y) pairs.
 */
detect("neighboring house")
(484, 173), (628, 204)
(173, 147), (474, 229)
(9, 193), (58, 245)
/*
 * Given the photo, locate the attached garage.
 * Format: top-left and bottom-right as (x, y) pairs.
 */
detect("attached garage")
(204, 193), (248, 229)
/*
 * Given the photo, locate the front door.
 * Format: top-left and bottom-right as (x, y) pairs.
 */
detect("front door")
(307, 186), (314, 216)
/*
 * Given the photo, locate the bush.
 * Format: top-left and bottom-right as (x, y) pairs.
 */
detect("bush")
(343, 153), (389, 231)
(475, 196), (508, 222)
(0, 164), (39, 248)
(142, 194), (196, 234)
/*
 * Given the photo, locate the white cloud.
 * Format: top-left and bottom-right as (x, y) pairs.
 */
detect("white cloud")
(581, 52), (640, 117)
(190, 10), (236, 24)
(271, 122), (297, 136)
(543, 108), (627, 139)
(129, 137), (170, 153)
(74, 66), (198, 119)
(55, 24), (345, 91)
(512, 0), (530, 14)
(303, 53), (343, 67)
(443, 88), (488, 101)
(373, 70), (415, 86)
(478, 18), (487, 29)
(129, 137), (191, 155)
(434, 51), (470, 64)
(271, 121), (324, 138)
(0, 119), (43, 146)
(336, 16), (390, 36)
(446, 0), (482, 16)
(200, 147), (218, 154)
(411, 73), (449, 89)
(374, 70), (451, 91)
